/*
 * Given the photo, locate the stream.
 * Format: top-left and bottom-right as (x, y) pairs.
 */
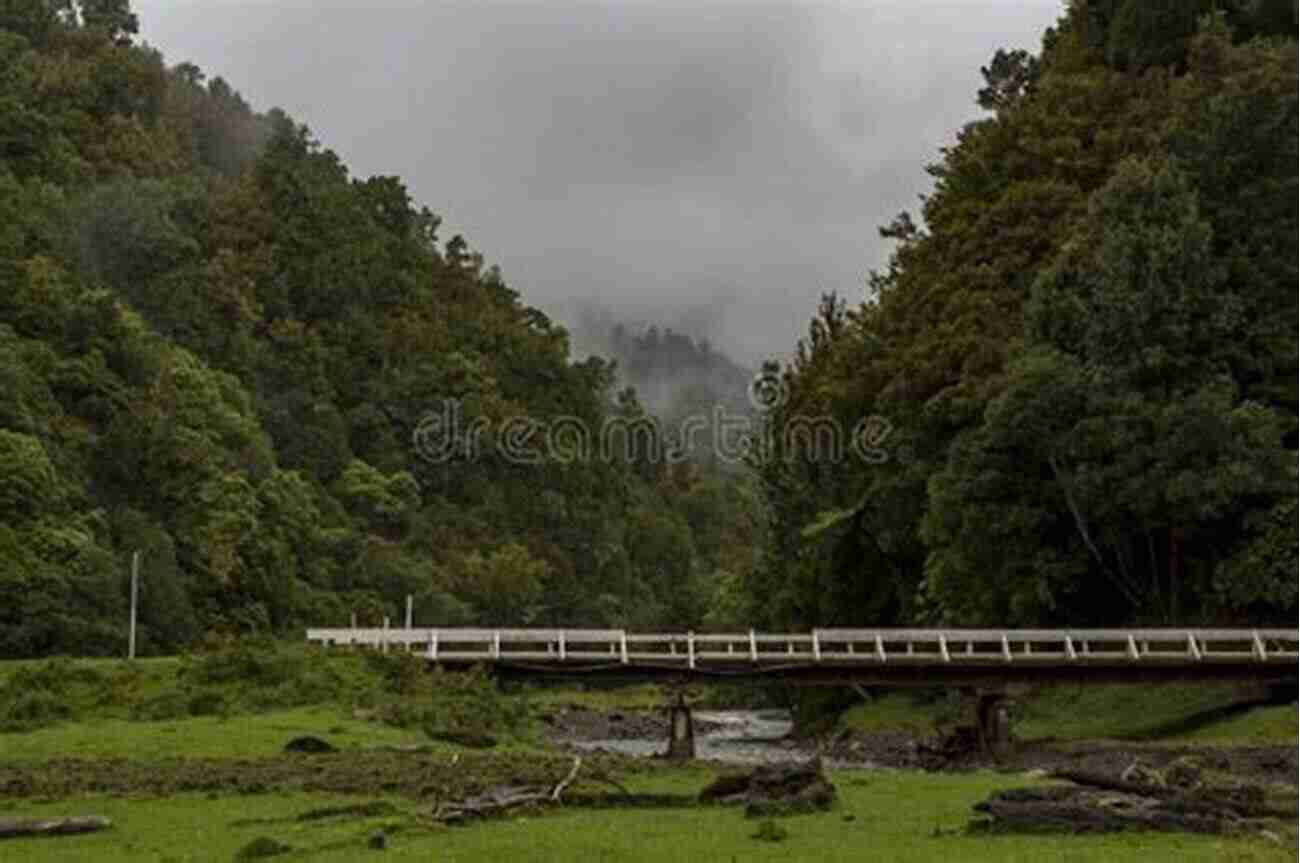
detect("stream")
(564, 709), (806, 764)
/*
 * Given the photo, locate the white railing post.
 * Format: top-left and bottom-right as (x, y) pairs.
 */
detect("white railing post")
(938, 634), (950, 663)
(687, 631), (695, 670)
(749, 629), (758, 663)
(1186, 631), (1201, 661)
(875, 634), (886, 663)
(1126, 634), (1140, 661)
(620, 631), (629, 664)
(812, 630), (821, 662)
(1000, 633), (1012, 662)
(1252, 630), (1267, 661)
(558, 631), (566, 661)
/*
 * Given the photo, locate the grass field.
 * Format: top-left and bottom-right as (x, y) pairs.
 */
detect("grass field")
(1, 769), (1294, 863)
(839, 682), (1298, 745)
(0, 706), (435, 762)
(1, 651), (1295, 862)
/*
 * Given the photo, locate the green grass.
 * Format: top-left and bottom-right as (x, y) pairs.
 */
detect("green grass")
(1016, 683), (1298, 743)
(0, 771), (1293, 863)
(0, 706), (437, 762)
(0, 658), (1294, 861)
(840, 683), (1298, 745)
(520, 682), (670, 711)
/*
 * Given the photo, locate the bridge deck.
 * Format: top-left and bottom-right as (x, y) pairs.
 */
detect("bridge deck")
(305, 627), (1299, 684)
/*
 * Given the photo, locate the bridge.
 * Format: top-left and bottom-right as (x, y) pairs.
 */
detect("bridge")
(306, 626), (1299, 681)
(305, 626), (1299, 686)
(306, 626), (1298, 756)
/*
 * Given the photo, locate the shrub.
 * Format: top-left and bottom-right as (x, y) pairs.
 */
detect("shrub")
(420, 666), (529, 742)
(182, 639), (310, 688)
(187, 689), (228, 717)
(131, 690), (190, 721)
(0, 689), (72, 731)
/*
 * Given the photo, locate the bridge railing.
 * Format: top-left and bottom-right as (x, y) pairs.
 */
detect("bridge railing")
(305, 627), (1300, 667)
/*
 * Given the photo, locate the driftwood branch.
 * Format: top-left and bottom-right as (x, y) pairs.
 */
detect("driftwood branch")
(434, 756), (584, 822)
(1053, 768), (1298, 819)
(551, 756), (582, 802)
(975, 764), (1299, 835)
(0, 816), (112, 839)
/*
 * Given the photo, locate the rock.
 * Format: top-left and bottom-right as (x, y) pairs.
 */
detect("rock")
(235, 837), (292, 860)
(426, 730), (498, 749)
(698, 759), (837, 817)
(698, 773), (752, 804)
(283, 736), (336, 754)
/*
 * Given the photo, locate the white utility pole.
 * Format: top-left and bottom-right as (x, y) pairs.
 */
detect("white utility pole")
(128, 550), (140, 660)
(405, 594), (413, 629)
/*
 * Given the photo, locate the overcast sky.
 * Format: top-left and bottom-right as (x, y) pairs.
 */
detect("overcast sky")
(136, 0), (1062, 366)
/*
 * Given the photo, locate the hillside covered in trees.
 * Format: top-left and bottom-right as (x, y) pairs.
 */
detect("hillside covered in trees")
(0, 1), (763, 656)
(1, 2), (1295, 659)
(748, 2), (1297, 629)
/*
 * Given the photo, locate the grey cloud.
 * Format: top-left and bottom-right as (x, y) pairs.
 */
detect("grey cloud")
(137, 0), (1061, 365)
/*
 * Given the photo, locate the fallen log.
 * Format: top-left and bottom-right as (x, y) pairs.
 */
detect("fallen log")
(1053, 768), (1298, 820)
(972, 786), (1241, 835)
(697, 758), (837, 817)
(433, 756), (583, 823)
(0, 816), (112, 839)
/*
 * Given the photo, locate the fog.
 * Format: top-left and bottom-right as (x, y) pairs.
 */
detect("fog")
(136, 0), (1062, 365)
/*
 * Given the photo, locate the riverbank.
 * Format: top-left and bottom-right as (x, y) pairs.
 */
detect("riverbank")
(2, 764), (1295, 863)
(1, 652), (1296, 861)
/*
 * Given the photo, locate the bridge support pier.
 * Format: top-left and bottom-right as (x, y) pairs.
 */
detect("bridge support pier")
(665, 693), (695, 761)
(974, 691), (1012, 757)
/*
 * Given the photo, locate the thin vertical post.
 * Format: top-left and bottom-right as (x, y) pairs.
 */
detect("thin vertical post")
(405, 594), (413, 630)
(128, 550), (140, 660)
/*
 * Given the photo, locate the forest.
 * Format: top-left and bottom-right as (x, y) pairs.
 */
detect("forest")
(0, 0), (1295, 658)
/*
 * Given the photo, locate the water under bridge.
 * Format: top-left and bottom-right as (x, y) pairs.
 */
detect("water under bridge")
(306, 626), (1298, 756)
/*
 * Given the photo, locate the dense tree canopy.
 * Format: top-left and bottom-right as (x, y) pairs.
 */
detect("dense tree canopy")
(0, 0), (764, 656)
(2, 1), (1293, 657)
(750, 3), (1297, 629)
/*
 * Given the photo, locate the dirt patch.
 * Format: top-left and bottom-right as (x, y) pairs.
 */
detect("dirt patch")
(0, 751), (652, 801)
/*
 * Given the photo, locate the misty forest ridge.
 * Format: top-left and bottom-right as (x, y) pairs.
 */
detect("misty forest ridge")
(1, 3), (1297, 861)
(1, 0), (1296, 662)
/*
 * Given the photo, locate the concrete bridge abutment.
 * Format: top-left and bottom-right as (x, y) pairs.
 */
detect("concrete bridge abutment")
(665, 693), (695, 760)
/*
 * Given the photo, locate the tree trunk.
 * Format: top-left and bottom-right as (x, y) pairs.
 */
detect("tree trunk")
(1168, 527), (1182, 623)
(0, 816), (112, 839)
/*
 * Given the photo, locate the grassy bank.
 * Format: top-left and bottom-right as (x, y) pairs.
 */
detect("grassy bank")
(0, 650), (1296, 862)
(838, 682), (1298, 745)
(1, 770), (1293, 863)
